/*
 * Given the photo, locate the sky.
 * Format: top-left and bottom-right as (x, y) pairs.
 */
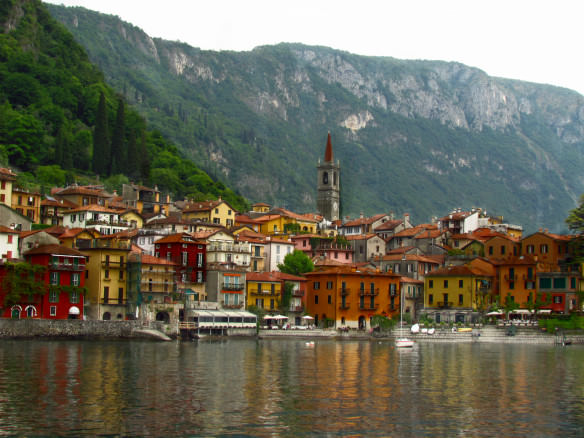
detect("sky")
(44, 0), (584, 95)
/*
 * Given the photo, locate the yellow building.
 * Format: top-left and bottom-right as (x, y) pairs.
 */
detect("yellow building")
(423, 265), (494, 324)
(77, 236), (131, 320)
(246, 272), (282, 311)
(182, 199), (238, 228)
(11, 187), (41, 223)
(121, 210), (144, 229)
(58, 228), (101, 248)
(255, 209), (319, 236)
(0, 168), (16, 208)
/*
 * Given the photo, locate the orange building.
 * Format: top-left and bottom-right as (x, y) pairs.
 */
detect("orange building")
(305, 266), (401, 330)
(520, 231), (572, 271)
(491, 255), (537, 308)
(485, 235), (520, 259)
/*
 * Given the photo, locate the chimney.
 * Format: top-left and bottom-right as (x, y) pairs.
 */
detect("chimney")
(360, 212), (364, 219)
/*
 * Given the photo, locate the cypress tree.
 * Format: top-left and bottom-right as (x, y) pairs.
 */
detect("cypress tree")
(126, 129), (138, 178)
(92, 92), (109, 175)
(110, 98), (126, 174)
(138, 131), (150, 182)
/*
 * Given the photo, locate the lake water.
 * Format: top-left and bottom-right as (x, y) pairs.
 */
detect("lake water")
(0, 338), (583, 436)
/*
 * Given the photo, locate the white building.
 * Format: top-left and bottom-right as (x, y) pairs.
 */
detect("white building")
(63, 205), (131, 235)
(0, 225), (19, 260)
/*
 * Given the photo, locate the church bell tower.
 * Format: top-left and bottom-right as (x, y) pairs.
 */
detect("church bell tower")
(317, 132), (340, 221)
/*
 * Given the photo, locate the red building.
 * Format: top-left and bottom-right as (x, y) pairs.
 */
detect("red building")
(0, 245), (86, 319)
(154, 233), (207, 299)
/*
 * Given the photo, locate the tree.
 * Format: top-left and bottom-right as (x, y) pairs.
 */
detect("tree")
(566, 194), (584, 263)
(110, 98), (126, 174)
(502, 292), (520, 318)
(279, 282), (294, 313)
(277, 250), (314, 276)
(92, 91), (109, 175)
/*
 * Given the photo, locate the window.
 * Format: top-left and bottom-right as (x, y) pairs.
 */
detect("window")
(7, 235), (12, 244)
(71, 273), (80, 286)
(509, 281), (515, 290)
(459, 280), (463, 288)
(553, 278), (566, 289)
(50, 306), (57, 316)
(540, 244), (548, 254)
(407, 264), (413, 273)
(526, 244), (535, 254)
(119, 270), (124, 280)
(429, 294), (433, 305)
(501, 246), (506, 255)
(105, 270), (109, 279)
(197, 253), (203, 267)
(70, 291), (79, 304)
(228, 210), (232, 215)
(182, 252), (188, 266)
(313, 281), (320, 290)
(215, 208), (219, 214)
(429, 280), (433, 288)
(444, 280), (448, 288)
(197, 271), (203, 283)
(328, 295), (332, 304)
(315, 295), (319, 304)
(326, 281), (333, 289)
(394, 264), (400, 273)
(303, 240), (307, 247)
(50, 272), (59, 285)
(571, 277), (576, 289)
(459, 294), (463, 305)
(553, 295), (562, 304)
(49, 289), (59, 303)
(103, 286), (109, 303)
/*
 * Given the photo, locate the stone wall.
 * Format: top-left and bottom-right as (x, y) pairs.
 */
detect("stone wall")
(0, 319), (143, 339)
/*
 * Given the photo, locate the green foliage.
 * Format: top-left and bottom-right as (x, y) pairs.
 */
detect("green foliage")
(0, 0), (248, 212)
(1, 261), (47, 307)
(503, 293), (520, 315)
(277, 250), (314, 276)
(538, 315), (584, 332)
(280, 282), (293, 312)
(370, 314), (396, 331)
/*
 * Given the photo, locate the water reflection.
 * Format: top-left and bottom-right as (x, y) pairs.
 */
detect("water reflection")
(0, 339), (583, 436)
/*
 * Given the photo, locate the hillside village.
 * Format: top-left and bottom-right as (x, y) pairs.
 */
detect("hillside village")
(0, 134), (581, 334)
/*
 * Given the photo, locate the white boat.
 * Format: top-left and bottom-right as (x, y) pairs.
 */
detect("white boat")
(396, 337), (414, 348)
(395, 284), (414, 348)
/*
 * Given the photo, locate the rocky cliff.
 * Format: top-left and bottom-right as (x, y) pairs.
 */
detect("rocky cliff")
(47, 5), (584, 232)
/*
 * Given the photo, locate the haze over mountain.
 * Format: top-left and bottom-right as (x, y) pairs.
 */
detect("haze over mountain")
(47, 4), (584, 232)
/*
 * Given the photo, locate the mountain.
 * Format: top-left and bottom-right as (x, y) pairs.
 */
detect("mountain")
(46, 4), (584, 232)
(0, 0), (247, 211)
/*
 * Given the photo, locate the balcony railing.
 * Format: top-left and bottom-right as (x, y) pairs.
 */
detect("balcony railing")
(49, 262), (85, 271)
(222, 282), (244, 291)
(249, 289), (275, 296)
(100, 298), (127, 305)
(341, 288), (351, 296)
(437, 301), (454, 308)
(292, 290), (305, 297)
(251, 252), (265, 259)
(221, 302), (244, 309)
(207, 243), (251, 253)
(289, 305), (304, 312)
(86, 219), (130, 227)
(359, 288), (379, 297)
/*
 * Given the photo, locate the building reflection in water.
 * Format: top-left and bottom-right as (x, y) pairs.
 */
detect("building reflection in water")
(0, 339), (584, 436)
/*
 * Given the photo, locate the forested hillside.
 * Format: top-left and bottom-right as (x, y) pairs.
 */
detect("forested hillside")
(46, 3), (584, 232)
(0, 0), (247, 211)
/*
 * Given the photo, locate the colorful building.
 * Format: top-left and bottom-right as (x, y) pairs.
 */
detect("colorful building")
(11, 187), (41, 223)
(304, 266), (401, 329)
(181, 199), (238, 228)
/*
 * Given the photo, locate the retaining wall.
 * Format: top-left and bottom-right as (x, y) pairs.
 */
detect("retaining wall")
(0, 319), (147, 339)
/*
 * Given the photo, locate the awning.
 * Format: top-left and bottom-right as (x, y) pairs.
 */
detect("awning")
(511, 309), (531, 314)
(301, 315), (314, 320)
(486, 311), (503, 316)
(537, 309), (552, 314)
(69, 306), (80, 315)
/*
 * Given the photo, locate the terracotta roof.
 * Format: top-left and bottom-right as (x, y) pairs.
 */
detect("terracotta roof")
(154, 233), (205, 245)
(267, 237), (294, 245)
(394, 225), (427, 238)
(378, 254), (440, 264)
(182, 200), (223, 213)
(374, 220), (403, 232)
(252, 202), (271, 207)
(342, 214), (387, 227)
(254, 214), (282, 223)
(489, 255), (538, 266)
(399, 276), (424, 284)
(41, 198), (78, 208)
(0, 168), (17, 180)
(440, 211), (474, 221)
(42, 225), (69, 237)
(148, 217), (192, 226)
(56, 185), (111, 197)
(235, 215), (261, 224)
(246, 272), (284, 282)
(269, 208), (319, 223)
(427, 265), (492, 277)
(345, 233), (377, 241)
(324, 132), (333, 162)
(140, 253), (177, 266)
(24, 244), (85, 257)
(414, 229), (443, 239)
(0, 225), (19, 234)
(66, 205), (121, 214)
(306, 265), (399, 277)
(290, 234), (322, 240)
(388, 246), (416, 254)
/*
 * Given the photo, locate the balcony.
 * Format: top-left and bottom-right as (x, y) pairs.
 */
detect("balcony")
(100, 298), (127, 305)
(49, 262), (85, 271)
(251, 251), (265, 259)
(249, 289), (275, 296)
(102, 261), (125, 269)
(292, 290), (305, 297)
(341, 288), (351, 296)
(221, 302), (244, 309)
(437, 301), (454, 309)
(289, 305), (304, 312)
(207, 243), (251, 254)
(359, 303), (379, 310)
(359, 288), (379, 297)
(222, 282), (244, 291)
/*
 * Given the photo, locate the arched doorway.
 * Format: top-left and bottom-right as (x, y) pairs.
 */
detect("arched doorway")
(314, 314), (319, 327)
(25, 306), (37, 318)
(156, 311), (170, 324)
(11, 306), (21, 319)
(358, 316), (366, 330)
(103, 312), (111, 320)
(68, 306), (80, 320)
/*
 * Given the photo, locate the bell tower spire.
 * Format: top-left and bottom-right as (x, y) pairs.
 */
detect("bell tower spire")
(316, 132), (340, 221)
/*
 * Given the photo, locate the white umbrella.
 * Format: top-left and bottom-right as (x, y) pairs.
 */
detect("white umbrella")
(273, 315), (288, 320)
(486, 311), (503, 316)
(302, 315), (314, 320)
(263, 315), (275, 320)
